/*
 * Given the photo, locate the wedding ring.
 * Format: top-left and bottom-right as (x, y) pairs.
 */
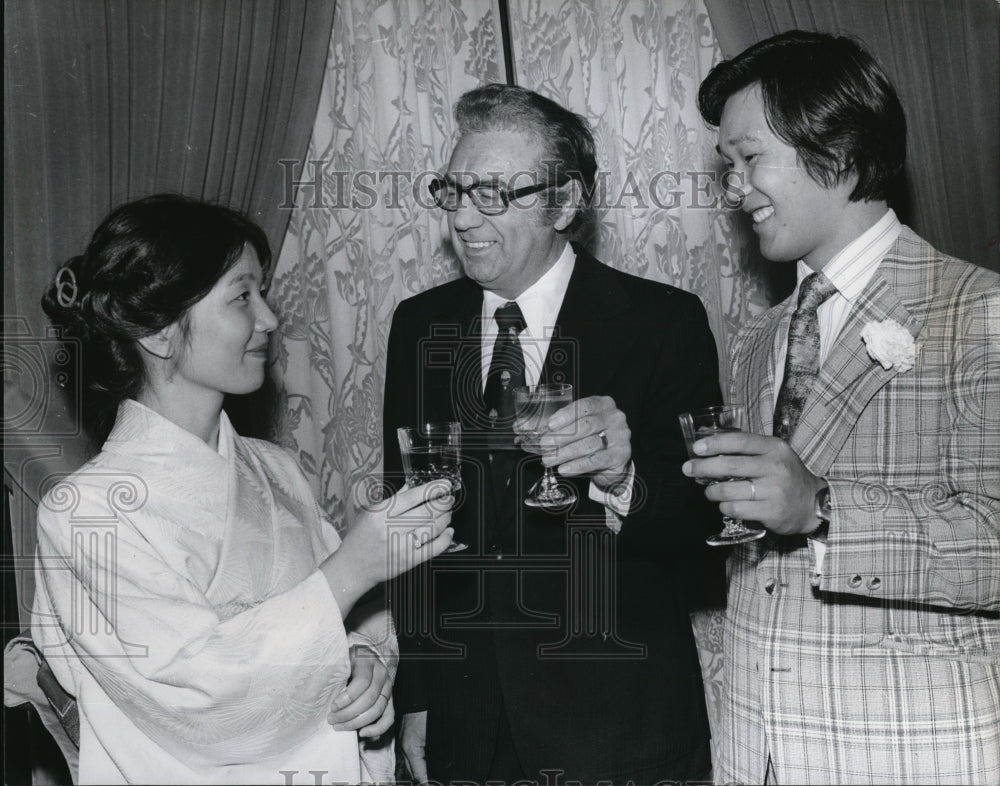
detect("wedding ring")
(748, 480), (757, 502)
(597, 430), (609, 450)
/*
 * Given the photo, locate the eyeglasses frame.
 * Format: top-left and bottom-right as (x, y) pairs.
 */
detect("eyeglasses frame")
(428, 175), (570, 216)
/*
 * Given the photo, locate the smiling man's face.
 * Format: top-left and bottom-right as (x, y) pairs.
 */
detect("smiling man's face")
(718, 84), (859, 271)
(445, 129), (568, 299)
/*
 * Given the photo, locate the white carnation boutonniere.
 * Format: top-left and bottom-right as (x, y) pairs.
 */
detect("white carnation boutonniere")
(861, 318), (916, 372)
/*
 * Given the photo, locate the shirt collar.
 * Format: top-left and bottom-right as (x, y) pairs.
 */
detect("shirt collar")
(795, 208), (901, 302)
(482, 242), (576, 334)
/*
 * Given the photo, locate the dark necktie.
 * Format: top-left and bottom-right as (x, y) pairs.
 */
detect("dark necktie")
(773, 271), (838, 441)
(484, 301), (527, 447)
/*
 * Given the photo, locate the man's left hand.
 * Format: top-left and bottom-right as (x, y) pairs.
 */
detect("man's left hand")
(539, 395), (631, 492)
(327, 645), (395, 738)
(682, 431), (826, 536)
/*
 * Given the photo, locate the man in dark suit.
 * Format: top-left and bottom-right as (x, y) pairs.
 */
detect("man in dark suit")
(383, 84), (723, 785)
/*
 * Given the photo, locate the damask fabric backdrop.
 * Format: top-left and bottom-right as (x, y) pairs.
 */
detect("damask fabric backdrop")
(269, 0), (768, 759)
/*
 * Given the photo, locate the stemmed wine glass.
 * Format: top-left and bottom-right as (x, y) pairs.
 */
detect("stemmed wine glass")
(397, 422), (467, 552)
(512, 383), (578, 509)
(678, 404), (765, 546)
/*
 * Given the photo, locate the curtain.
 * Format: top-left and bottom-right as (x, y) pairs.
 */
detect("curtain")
(506, 0), (770, 374)
(705, 0), (1000, 273)
(267, 0), (505, 525)
(4, 0), (336, 342)
(4, 0), (334, 465)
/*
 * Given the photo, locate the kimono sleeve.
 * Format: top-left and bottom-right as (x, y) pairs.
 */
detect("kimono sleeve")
(31, 478), (352, 767)
(294, 466), (400, 671)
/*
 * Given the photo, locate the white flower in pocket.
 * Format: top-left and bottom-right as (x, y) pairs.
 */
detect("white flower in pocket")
(861, 318), (916, 372)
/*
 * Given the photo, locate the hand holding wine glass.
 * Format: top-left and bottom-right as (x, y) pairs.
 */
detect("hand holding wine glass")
(532, 394), (631, 493)
(678, 405), (766, 546)
(397, 422), (467, 552)
(321, 480), (455, 616)
(512, 383), (578, 508)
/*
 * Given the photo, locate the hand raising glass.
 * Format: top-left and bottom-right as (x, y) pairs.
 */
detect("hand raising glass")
(513, 383), (578, 509)
(397, 422), (467, 552)
(679, 405), (765, 546)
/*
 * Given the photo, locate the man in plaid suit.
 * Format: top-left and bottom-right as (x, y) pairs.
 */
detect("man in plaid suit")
(687, 31), (999, 784)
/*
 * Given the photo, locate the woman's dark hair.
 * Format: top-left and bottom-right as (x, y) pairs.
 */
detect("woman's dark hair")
(455, 83), (598, 233)
(41, 193), (271, 441)
(698, 30), (906, 203)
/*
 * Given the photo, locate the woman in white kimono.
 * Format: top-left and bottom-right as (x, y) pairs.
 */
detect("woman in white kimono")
(31, 195), (455, 784)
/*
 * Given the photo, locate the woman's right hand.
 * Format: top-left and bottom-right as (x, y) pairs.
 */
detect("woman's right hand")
(320, 481), (455, 616)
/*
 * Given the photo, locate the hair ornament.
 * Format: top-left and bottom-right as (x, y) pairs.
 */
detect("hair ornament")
(55, 265), (79, 308)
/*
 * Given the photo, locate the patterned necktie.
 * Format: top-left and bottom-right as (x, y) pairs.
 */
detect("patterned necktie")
(484, 301), (527, 447)
(773, 271), (838, 441)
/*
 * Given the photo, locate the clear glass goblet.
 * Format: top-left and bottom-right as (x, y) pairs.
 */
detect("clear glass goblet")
(679, 404), (765, 546)
(512, 383), (578, 509)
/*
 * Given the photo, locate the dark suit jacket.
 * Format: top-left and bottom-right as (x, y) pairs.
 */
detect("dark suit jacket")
(383, 248), (724, 784)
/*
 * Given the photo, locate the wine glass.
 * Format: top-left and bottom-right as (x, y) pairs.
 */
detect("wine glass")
(512, 383), (577, 509)
(397, 422), (467, 552)
(678, 405), (765, 546)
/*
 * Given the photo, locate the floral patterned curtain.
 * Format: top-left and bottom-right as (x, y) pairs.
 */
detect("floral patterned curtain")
(268, 0), (503, 527)
(506, 0), (770, 368)
(270, 0), (759, 759)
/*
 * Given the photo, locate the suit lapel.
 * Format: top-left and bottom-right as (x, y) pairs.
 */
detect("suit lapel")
(547, 248), (633, 393)
(737, 307), (786, 437)
(791, 244), (930, 476)
(447, 282), (488, 433)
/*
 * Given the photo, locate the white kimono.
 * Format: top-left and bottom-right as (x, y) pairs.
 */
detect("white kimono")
(31, 400), (395, 784)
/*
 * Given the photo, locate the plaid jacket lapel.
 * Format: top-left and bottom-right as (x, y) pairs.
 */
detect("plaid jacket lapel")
(792, 239), (929, 476)
(731, 306), (785, 437)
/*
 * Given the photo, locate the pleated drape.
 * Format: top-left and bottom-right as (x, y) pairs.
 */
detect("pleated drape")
(3, 0), (336, 499)
(704, 0), (999, 273)
(3, 0), (337, 343)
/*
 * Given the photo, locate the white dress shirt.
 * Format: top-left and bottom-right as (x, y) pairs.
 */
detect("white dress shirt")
(481, 244), (577, 388)
(480, 243), (632, 527)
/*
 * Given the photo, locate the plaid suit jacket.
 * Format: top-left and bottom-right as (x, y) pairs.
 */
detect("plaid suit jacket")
(717, 228), (1000, 785)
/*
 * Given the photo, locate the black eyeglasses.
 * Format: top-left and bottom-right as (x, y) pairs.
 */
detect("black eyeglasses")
(428, 176), (566, 216)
